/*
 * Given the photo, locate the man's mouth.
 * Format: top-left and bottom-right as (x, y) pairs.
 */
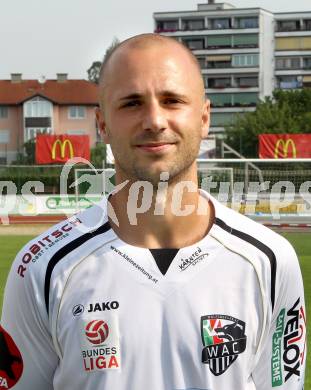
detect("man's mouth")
(135, 143), (175, 152)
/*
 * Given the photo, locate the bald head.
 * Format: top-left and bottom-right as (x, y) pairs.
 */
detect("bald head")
(99, 33), (204, 97)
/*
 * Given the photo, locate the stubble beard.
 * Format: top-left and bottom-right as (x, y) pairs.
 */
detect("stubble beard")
(117, 145), (199, 188)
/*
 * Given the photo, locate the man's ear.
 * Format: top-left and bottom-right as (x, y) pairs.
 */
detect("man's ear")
(95, 107), (110, 144)
(201, 99), (210, 139)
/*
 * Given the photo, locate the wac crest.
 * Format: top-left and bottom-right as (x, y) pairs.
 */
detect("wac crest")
(201, 314), (247, 376)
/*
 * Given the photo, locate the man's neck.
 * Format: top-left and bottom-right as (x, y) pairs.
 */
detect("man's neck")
(107, 184), (214, 249)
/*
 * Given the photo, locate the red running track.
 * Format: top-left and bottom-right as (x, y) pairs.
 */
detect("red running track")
(6, 215), (68, 224)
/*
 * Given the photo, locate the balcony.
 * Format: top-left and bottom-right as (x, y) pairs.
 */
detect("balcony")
(276, 21), (300, 32)
(278, 80), (303, 89)
(237, 83), (259, 88)
(235, 18), (259, 29)
(207, 61), (232, 69)
(276, 57), (301, 70)
(303, 59), (311, 69)
(183, 39), (205, 50)
(210, 18), (231, 30)
(182, 19), (205, 31)
(302, 20), (311, 31)
(155, 20), (178, 33)
(155, 28), (178, 33)
(210, 102), (257, 108)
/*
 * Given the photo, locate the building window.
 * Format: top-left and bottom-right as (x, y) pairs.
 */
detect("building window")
(211, 18), (231, 29)
(0, 106), (8, 119)
(303, 57), (311, 69)
(236, 77), (258, 87)
(182, 19), (204, 31)
(236, 17), (259, 29)
(182, 38), (204, 50)
(67, 129), (86, 135)
(26, 127), (52, 142)
(207, 55), (232, 68)
(233, 93), (258, 106)
(196, 56), (207, 68)
(69, 106), (86, 119)
(232, 54), (259, 67)
(209, 93), (232, 107)
(276, 57), (300, 70)
(24, 97), (52, 118)
(276, 37), (311, 51)
(304, 20), (311, 31)
(208, 77), (231, 88)
(277, 20), (300, 32)
(233, 34), (258, 48)
(0, 130), (9, 144)
(207, 35), (231, 49)
(210, 112), (236, 127)
(156, 20), (179, 32)
(277, 76), (303, 89)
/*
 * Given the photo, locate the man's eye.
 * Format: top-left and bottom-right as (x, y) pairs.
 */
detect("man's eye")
(163, 98), (182, 105)
(121, 100), (141, 108)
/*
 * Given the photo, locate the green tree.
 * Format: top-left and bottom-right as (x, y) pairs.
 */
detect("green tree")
(91, 142), (106, 168)
(14, 139), (36, 164)
(87, 38), (120, 85)
(225, 89), (311, 157)
(87, 61), (102, 84)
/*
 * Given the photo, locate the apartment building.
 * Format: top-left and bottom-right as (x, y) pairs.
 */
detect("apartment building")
(0, 73), (99, 163)
(154, 1), (311, 134)
(275, 13), (311, 89)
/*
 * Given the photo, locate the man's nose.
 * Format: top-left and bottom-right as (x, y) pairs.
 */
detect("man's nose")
(141, 100), (167, 132)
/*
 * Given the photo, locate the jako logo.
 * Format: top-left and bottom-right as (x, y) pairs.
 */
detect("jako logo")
(87, 301), (119, 313)
(85, 320), (109, 345)
(72, 304), (84, 317)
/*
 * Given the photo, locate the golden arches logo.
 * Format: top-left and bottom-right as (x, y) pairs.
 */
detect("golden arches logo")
(51, 139), (74, 160)
(274, 139), (297, 158)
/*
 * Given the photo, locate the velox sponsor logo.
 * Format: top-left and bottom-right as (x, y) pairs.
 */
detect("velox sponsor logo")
(17, 217), (82, 278)
(80, 316), (121, 372)
(271, 308), (286, 386)
(271, 298), (306, 386)
(201, 314), (247, 376)
(0, 325), (23, 389)
(179, 247), (208, 272)
(283, 298), (306, 383)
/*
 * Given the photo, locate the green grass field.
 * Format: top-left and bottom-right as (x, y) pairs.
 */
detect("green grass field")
(0, 232), (310, 386)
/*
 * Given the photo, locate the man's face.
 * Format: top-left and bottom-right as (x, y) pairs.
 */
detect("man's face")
(97, 42), (210, 186)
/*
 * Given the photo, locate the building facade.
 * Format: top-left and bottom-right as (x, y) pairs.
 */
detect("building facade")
(0, 74), (99, 164)
(154, 1), (311, 134)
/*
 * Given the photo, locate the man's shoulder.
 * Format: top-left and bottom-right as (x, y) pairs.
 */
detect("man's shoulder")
(212, 198), (295, 260)
(11, 199), (110, 280)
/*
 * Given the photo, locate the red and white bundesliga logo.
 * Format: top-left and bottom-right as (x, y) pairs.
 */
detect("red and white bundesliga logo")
(85, 320), (109, 345)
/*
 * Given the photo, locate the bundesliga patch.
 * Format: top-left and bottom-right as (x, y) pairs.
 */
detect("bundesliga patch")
(201, 314), (247, 376)
(0, 325), (23, 389)
(79, 316), (121, 372)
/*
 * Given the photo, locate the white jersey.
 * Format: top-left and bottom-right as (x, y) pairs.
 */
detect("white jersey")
(0, 191), (306, 390)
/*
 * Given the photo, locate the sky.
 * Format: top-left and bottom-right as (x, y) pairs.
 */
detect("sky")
(0, 0), (310, 80)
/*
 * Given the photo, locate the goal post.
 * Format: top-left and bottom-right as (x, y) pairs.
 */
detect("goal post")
(197, 158), (311, 221)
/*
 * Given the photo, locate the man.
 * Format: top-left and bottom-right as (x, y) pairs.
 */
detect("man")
(0, 34), (306, 389)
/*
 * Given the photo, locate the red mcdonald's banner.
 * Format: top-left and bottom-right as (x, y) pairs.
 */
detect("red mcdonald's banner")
(259, 134), (311, 158)
(36, 134), (90, 164)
